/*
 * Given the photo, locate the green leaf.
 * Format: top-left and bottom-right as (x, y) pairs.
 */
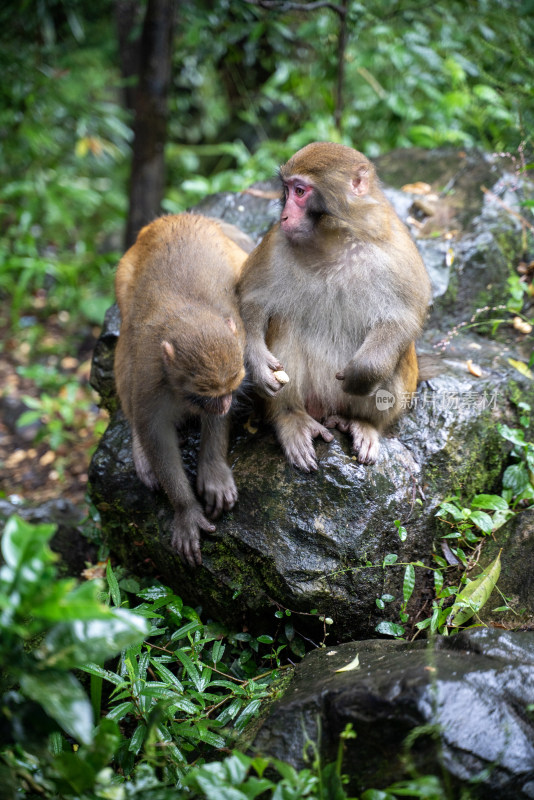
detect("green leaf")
(129, 723), (147, 754)
(150, 660), (184, 692)
(197, 726), (225, 748)
(448, 552), (502, 627)
(470, 494), (509, 511)
(40, 608), (149, 669)
(235, 699), (262, 731)
(106, 561), (121, 607)
(174, 649), (203, 691)
(21, 670), (94, 744)
(503, 463), (530, 494)
(106, 701), (135, 722)
(79, 663), (124, 686)
(403, 564), (415, 605)
(170, 620), (203, 642)
(1, 514), (56, 571)
(375, 621), (405, 638)
(468, 510), (494, 534)
(383, 553), (398, 567)
(436, 502), (465, 521)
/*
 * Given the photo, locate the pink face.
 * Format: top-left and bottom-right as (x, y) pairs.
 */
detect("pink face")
(280, 176), (315, 240)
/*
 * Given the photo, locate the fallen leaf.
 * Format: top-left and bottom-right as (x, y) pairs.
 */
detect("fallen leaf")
(336, 653), (360, 672)
(244, 187), (280, 200)
(39, 450), (56, 467)
(81, 562), (108, 580)
(508, 358), (533, 380)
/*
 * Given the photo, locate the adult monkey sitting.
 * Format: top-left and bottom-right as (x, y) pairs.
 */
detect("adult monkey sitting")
(238, 142), (431, 471)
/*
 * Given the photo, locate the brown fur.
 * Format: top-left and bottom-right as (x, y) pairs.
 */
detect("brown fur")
(238, 142), (431, 470)
(114, 214), (248, 566)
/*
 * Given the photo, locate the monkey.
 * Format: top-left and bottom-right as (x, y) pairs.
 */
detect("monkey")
(238, 142), (432, 472)
(114, 213), (250, 567)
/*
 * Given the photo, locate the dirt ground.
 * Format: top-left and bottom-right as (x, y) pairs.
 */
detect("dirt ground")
(0, 317), (108, 512)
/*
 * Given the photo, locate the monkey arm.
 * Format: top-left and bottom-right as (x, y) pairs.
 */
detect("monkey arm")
(239, 296), (285, 397)
(135, 404), (215, 567)
(337, 320), (416, 396)
(197, 414), (238, 519)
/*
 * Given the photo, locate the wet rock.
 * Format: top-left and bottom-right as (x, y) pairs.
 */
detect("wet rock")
(252, 629), (534, 799)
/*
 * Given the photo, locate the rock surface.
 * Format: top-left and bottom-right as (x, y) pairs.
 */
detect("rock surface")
(88, 148), (534, 639)
(252, 629), (534, 799)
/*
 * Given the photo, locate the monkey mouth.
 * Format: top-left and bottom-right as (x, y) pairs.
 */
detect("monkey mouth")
(186, 393), (233, 416)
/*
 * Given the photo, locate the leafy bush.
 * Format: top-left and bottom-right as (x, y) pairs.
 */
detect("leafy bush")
(0, 515), (148, 773)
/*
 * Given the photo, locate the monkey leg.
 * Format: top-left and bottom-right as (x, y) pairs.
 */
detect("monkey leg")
(272, 408), (334, 472)
(135, 417), (216, 568)
(197, 415), (238, 519)
(132, 427), (159, 489)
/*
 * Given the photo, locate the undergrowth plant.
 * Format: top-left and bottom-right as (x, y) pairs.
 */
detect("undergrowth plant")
(0, 514), (320, 798)
(375, 412), (533, 639)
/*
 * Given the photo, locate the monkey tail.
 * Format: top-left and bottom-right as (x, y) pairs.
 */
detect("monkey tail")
(416, 352), (442, 384)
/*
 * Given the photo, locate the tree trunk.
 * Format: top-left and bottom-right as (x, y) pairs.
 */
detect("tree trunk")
(115, 0), (143, 114)
(124, 0), (175, 249)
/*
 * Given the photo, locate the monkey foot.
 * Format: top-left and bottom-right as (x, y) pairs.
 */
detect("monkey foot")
(323, 414), (350, 433)
(349, 421), (380, 464)
(277, 412), (334, 472)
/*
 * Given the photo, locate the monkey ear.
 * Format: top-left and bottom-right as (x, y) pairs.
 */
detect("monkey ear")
(161, 340), (175, 363)
(351, 165), (370, 197)
(225, 317), (238, 334)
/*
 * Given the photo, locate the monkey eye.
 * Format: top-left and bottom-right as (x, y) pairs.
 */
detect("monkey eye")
(295, 186), (306, 197)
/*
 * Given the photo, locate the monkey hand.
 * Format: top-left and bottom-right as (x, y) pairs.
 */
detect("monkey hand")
(336, 358), (381, 396)
(171, 506), (216, 568)
(248, 344), (287, 397)
(197, 459), (238, 519)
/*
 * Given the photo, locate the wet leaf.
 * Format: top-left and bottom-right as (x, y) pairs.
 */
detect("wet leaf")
(468, 509), (494, 534)
(40, 608), (149, 669)
(335, 654), (360, 673)
(375, 621), (405, 638)
(507, 358), (533, 380)
(403, 564), (416, 604)
(21, 670), (94, 744)
(448, 551), (501, 627)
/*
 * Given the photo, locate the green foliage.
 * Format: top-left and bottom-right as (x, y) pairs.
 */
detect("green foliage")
(77, 579), (280, 782)
(0, 515), (148, 749)
(161, 0), (534, 212)
(498, 403), (534, 504)
(374, 413), (534, 638)
(0, 27), (128, 328)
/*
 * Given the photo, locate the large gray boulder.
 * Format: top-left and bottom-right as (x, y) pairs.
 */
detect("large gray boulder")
(252, 629), (534, 799)
(88, 148), (534, 639)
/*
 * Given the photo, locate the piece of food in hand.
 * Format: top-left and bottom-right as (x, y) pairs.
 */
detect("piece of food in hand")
(273, 369), (290, 385)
